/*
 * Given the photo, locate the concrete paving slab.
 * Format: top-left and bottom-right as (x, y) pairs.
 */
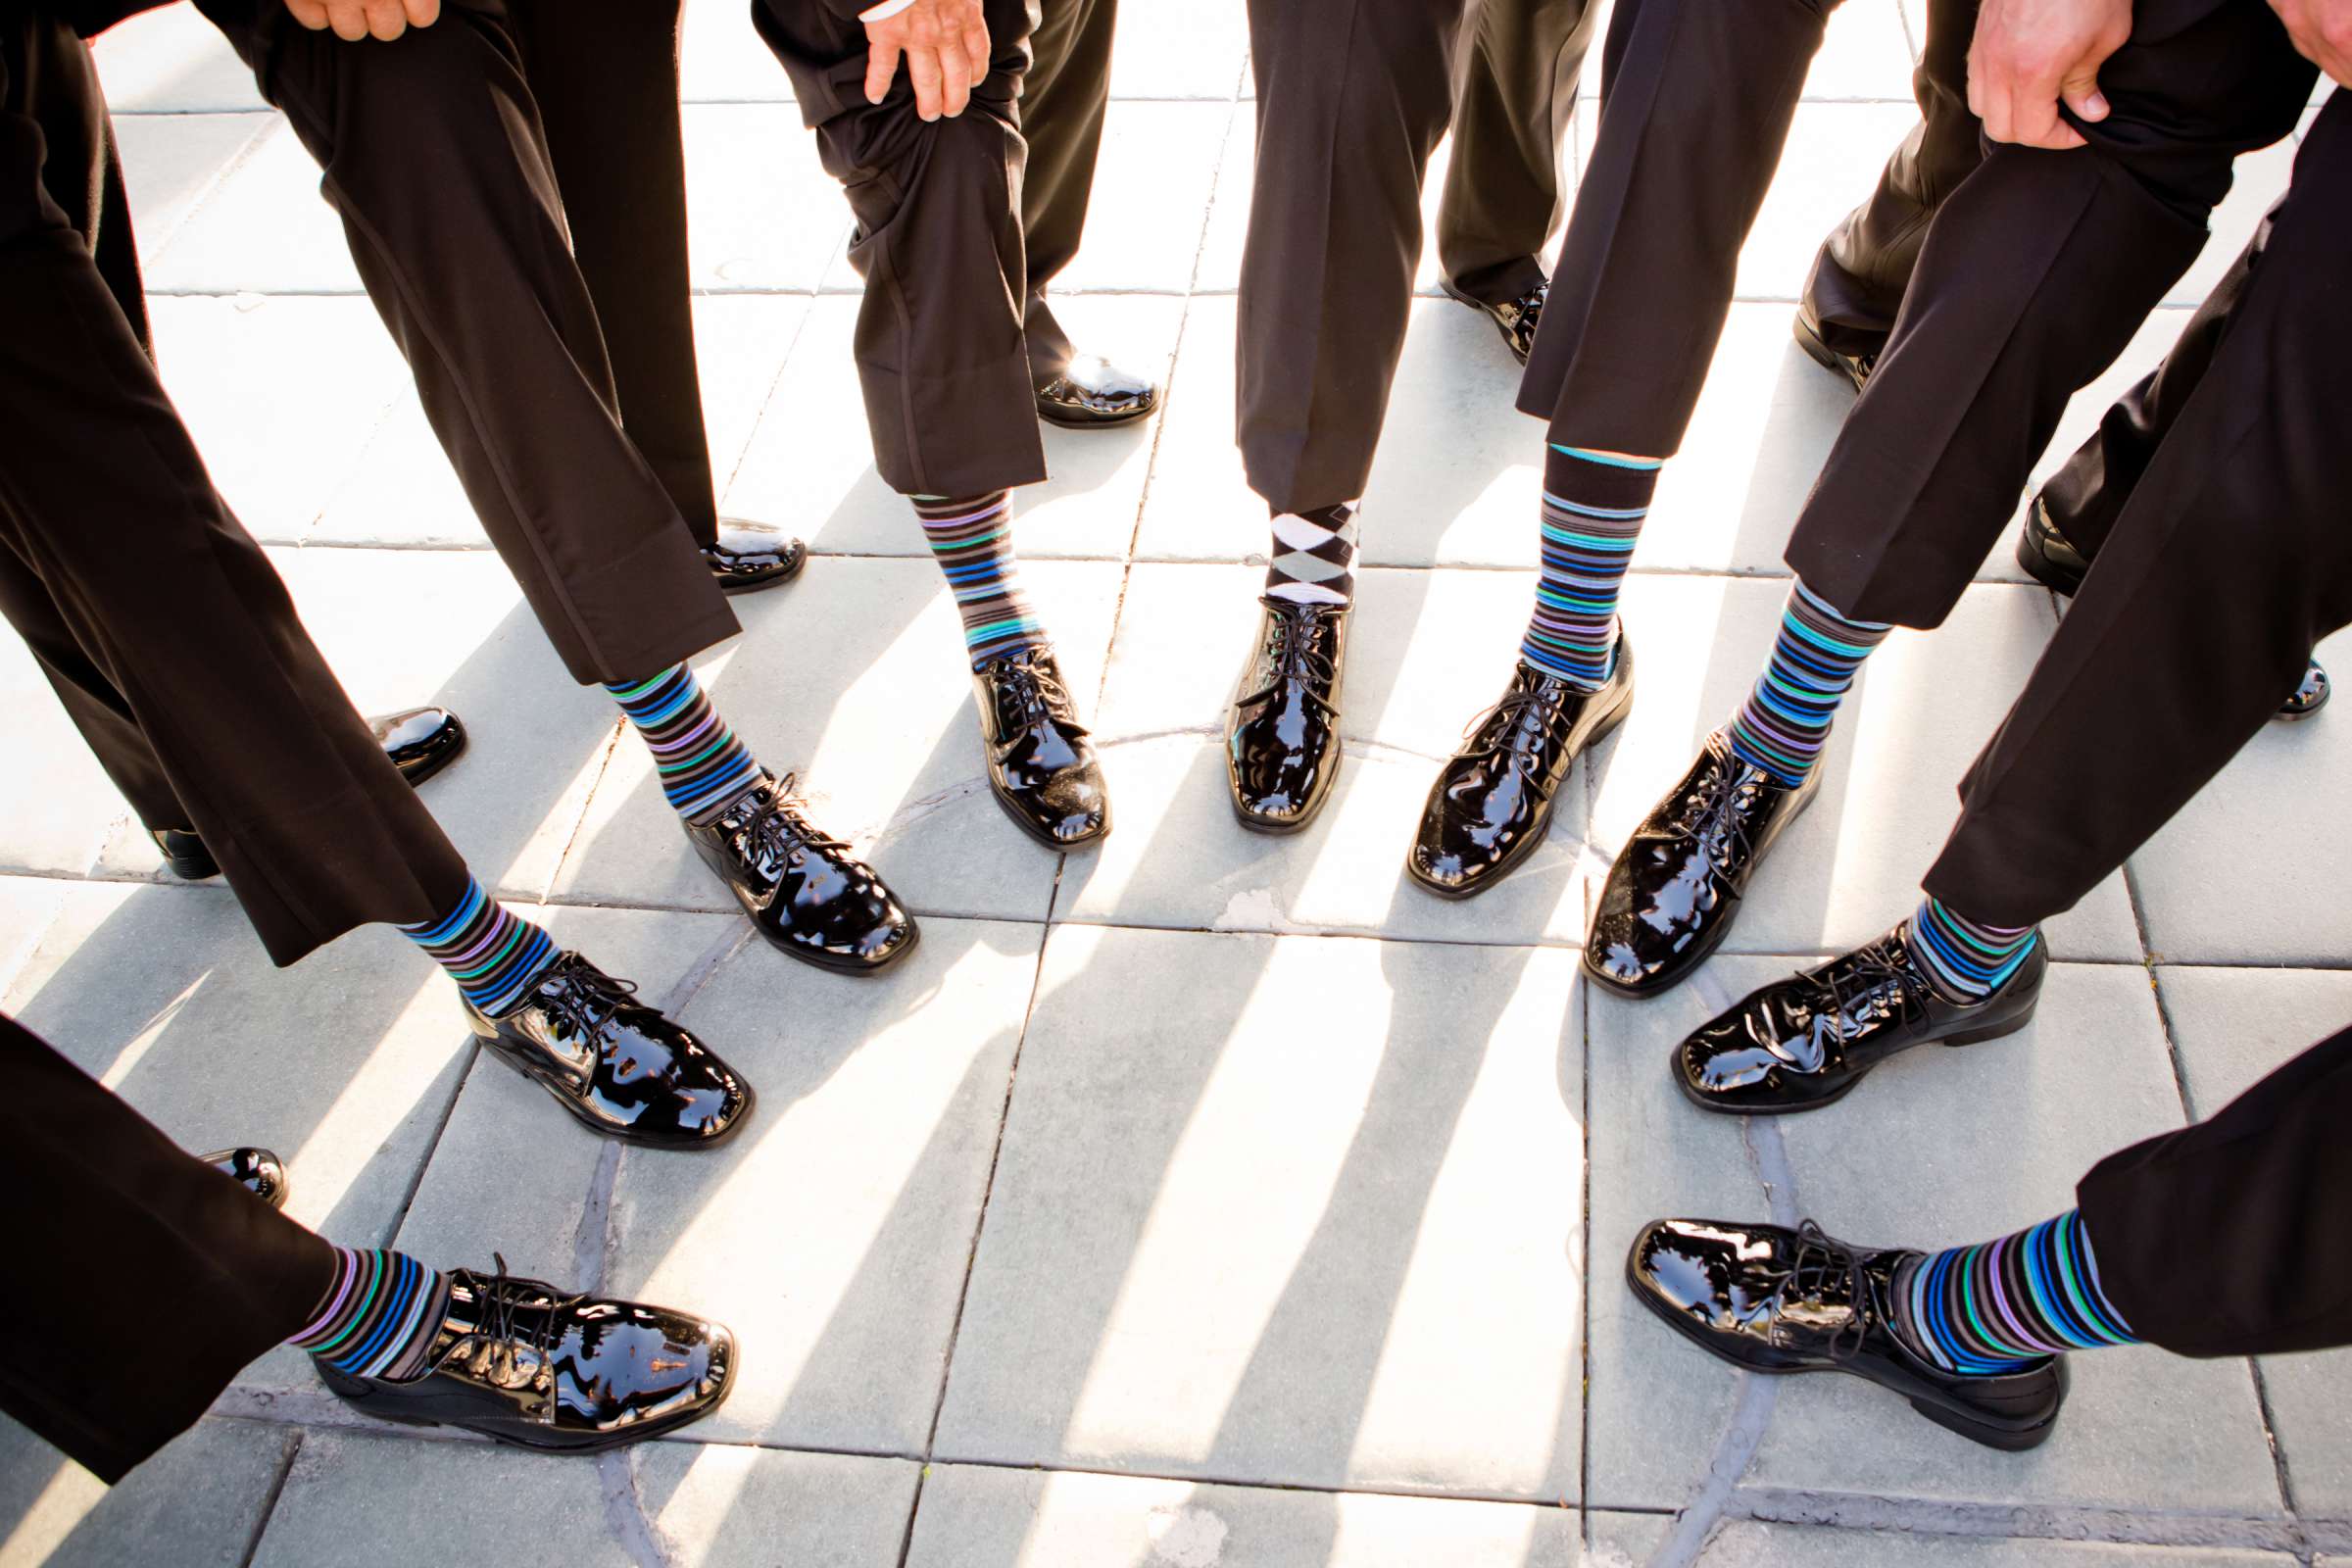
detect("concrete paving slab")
(1646, 1519), (2294, 1567)
(110, 111), (273, 256)
(607, 917), (1042, 1453)
(0, 1416), (292, 1568)
(93, 6), (268, 112)
(0, 635), (140, 877)
(248, 1430), (918, 1568)
(905, 1466), (1591, 1568)
(684, 104), (849, 292)
(1111, 0), (1249, 99)
(0, 877), (67, 997)
(143, 120), (366, 295)
(1740, 104), (1925, 302)
(1049, 103), (1231, 294)
(682, 0), (794, 104)
(935, 925), (1587, 1500)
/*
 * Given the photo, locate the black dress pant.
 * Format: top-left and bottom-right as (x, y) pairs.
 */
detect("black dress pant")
(1920, 93), (2352, 927)
(0, 13), (469, 961)
(1022, 0), (1113, 386)
(1237, 0), (1596, 514)
(0, 1012), (332, 1483)
(195, 0), (738, 685)
(2082, 1016), (2352, 1360)
(753, 0), (1047, 499)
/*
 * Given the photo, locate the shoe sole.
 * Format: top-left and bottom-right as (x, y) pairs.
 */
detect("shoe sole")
(479, 1034), (760, 1152)
(2278, 680), (2330, 723)
(1229, 738), (1344, 838)
(1791, 314), (1868, 394)
(1671, 1003), (2040, 1118)
(319, 1353), (738, 1453)
(1439, 279), (1533, 367)
(759, 910), (922, 977)
(393, 724), (469, 791)
(1037, 400), (1156, 430)
(714, 553), (808, 596)
(1405, 679), (1635, 902)
(1623, 1248), (2060, 1451)
(991, 778), (1112, 853)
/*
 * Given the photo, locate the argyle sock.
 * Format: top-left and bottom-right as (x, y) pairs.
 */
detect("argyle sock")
(398, 876), (560, 1018)
(606, 663), (765, 826)
(1891, 1210), (2139, 1375)
(915, 491), (1046, 667)
(1723, 580), (1893, 786)
(1265, 501), (1360, 608)
(287, 1247), (453, 1384)
(1907, 894), (2040, 1004)
(1522, 445), (1656, 688)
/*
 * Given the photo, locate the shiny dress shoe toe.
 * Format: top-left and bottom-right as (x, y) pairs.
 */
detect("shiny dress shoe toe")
(703, 517), (808, 595)
(2018, 497), (2324, 723)
(1586, 732), (1816, 999)
(1792, 310), (1877, 393)
(1628, 1218), (2065, 1450)
(318, 1259), (735, 1451)
(1441, 276), (1547, 367)
(1677, 922), (2045, 1115)
(466, 953), (754, 1149)
(685, 774), (917, 974)
(202, 1147), (289, 1209)
(972, 646), (1111, 849)
(1035, 353), (1160, 428)
(1408, 645), (1635, 899)
(1227, 598), (1348, 833)
(373, 706), (466, 787)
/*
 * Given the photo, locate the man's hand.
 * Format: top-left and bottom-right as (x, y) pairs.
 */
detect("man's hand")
(282, 0), (439, 41)
(2270, 0), (2352, 86)
(1968, 0), (2132, 149)
(863, 0), (990, 122)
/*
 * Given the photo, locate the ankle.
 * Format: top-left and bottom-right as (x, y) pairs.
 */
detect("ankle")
(1266, 500), (1359, 609)
(288, 1247), (452, 1384)
(1908, 896), (2038, 1004)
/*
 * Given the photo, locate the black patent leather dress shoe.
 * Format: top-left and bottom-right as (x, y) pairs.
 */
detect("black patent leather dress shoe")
(466, 953), (754, 1149)
(684, 774), (917, 974)
(703, 518), (808, 595)
(1408, 646), (1635, 899)
(152, 706), (466, 882)
(1035, 353), (1160, 428)
(971, 646), (1110, 849)
(318, 1259), (734, 1452)
(1792, 310), (1877, 393)
(2017, 496), (2325, 722)
(1441, 276), (1546, 367)
(1227, 598), (1348, 833)
(1586, 733), (1817, 999)
(1627, 1217), (2065, 1450)
(1676, 922), (2045, 1115)
(201, 1147), (289, 1209)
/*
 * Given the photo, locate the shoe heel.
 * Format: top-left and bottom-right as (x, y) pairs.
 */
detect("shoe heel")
(316, 1364), (442, 1429)
(1946, 1000), (2037, 1049)
(1907, 1396), (2056, 1452)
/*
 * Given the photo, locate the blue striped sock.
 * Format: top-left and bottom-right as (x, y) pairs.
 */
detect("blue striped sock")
(1893, 1210), (2139, 1375)
(1522, 445), (1655, 689)
(607, 663), (765, 826)
(287, 1247), (452, 1383)
(399, 876), (560, 1017)
(1724, 580), (1892, 786)
(915, 492), (1046, 667)
(1908, 894), (2039, 1004)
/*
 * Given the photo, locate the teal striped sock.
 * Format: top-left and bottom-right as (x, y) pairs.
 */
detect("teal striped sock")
(398, 876), (559, 1018)
(1724, 580), (1892, 786)
(1908, 894), (2039, 1004)
(915, 491), (1045, 667)
(606, 663), (765, 827)
(1893, 1210), (2139, 1375)
(1522, 445), (1655, 689)
(287, 1247), (452, 1383)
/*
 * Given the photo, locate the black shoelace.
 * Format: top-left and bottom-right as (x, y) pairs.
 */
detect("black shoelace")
(535, 956), (639, 1051)
(1666, 758), (1762, 864)
(1242, 609), (1340, 710)
(1782, 1219), (1875, 1362)
(1811, 938), (1934, 1036)
(748, 772), (850, 859)
(1461, 686), (1568, 778)
(983, 655), (1088, 740)
(444, 1253), (580, 1412)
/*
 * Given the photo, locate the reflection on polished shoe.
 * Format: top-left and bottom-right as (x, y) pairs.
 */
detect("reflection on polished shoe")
(1226, 598), (1348, 833)
(1407, 645), (1635, 899)
(1674, 921), (2044, 1115)
(1791, 309), (1878, 393)
(1035, 353), (1160, 428)
(153, 706), (468, 882)
(465, 952), (754, 1149)
(971, 645), (1110, 849)
(685, 774), (917, 974)
(702, 517), (808, 595)
(2016, 496), (2325, 722)
(201, 1146), (289, 1209)
(1585, 732), (1816, 999)
(1626, 1217), (2065, 1450)
(1441, 276), (1547, 367)
(317, 1257), (735, 1452)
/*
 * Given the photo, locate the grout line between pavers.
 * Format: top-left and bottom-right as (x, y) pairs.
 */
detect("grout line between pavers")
(234, 1426), (303, 1568)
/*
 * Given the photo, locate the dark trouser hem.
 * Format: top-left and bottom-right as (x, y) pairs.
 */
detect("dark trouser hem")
(1022, 0), (1114, 388)
(1435, 0), (1596, 302)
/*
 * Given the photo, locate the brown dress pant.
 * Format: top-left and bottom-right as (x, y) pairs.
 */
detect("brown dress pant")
(0, 13), (470, 961)
(1919, 92), (2352, 928)
(193, 0), (738, 685)
(1238, 0), (1598, 514)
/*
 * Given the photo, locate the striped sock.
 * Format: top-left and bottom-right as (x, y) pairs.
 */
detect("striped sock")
(1724, 580), (1892, 786)
(1266, 501), (1360, 608)
(1892, 1210), (2138, 1375)
(1522, 445), (1656, 688)
(607, 663), (765, 826)
(915, 491), (1046, 667)
(287, 1246), (453, 1383)
(1907, 894), (2039, 1004)
(399, 876), (560, 1018)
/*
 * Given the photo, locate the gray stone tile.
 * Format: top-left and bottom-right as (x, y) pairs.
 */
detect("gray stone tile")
(1663, 1520), (2292, 1566)
(1589, 575), (2140, 964)
(604, 917), (1041, 1452)
(694, 293), (816, 505)
(92, 6), (267, 111)
(906, 1466), (1591, 1568)
(2180, 136), (2295, 310)
(111, 112), (273, 257)
(686, 104), (852, 292)
(306, 393), (488, 549)
(722, 296), (1181, 561)
(935, 926), (1587, 1499)
(2128, 623), (2352, 965)
(0, 1416), (293, 1568)
(1738, 104), (1924, 301)
(0, 876), (67, 995)
(551, 557), (1116, 924)
(1029, 102), (1232, 294)
(682, 0), (794, 104)
(2153, 965), (2352, 1519)
(249, 1430), (917, 1568)
(143, 120), (366, 295)
(0, 634), (137, 877)
(1109, 0), (1249, 99)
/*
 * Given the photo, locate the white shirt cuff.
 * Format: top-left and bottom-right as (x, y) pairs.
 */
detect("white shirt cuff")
(860, 0), (917, 21)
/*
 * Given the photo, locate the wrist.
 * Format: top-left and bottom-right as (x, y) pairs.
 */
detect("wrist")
(861, 0), (915, 18)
